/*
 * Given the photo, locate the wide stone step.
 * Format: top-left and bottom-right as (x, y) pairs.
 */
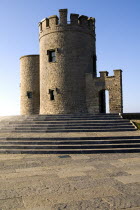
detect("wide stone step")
(0, 124), (135, 131)
(24, 114), (120, 118)
(3, 123), (132, 128)
(2, 118), (124, 124)
(1, 136), (140, 141)
(1, 135), (139, 140)
(0, 128), (136, 133)
(23, 115), (122, 120)
(4, 120), (130, 125)
(6, 120), (130, 124)
(0, 148), (139, 154)
(1, 139), (140, 145)
(0, 143), (140, 150)
(10, 125), (133, 129)
(31, 117), (122, 121)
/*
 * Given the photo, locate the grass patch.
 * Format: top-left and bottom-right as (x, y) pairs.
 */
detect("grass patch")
(133, 122), (140, 130)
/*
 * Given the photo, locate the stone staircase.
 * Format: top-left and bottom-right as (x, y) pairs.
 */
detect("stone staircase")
(0, 114), (139, 154)
(0, 135), (140, 154)
(0, 114), (136, 133)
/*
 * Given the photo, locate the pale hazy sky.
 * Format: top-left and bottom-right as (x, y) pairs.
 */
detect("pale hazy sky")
(0, 0), (140, 116)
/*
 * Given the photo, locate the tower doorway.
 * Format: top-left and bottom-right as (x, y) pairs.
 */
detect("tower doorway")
(99, 90), (110, 113)
(105, 90), (109, 113)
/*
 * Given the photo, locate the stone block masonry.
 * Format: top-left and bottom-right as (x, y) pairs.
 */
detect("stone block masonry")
(86, 70), (123, 113)
(20, 55), (40, 115)
(20, 9), (123, 115)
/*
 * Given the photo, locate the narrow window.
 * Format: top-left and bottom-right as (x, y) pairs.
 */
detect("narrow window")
(93, 55), (97, 77)
(27, 91), (32, 99)
(49, 50), (56, 62)
(49, 89), (54, 100)
(39, 22), (42, 32)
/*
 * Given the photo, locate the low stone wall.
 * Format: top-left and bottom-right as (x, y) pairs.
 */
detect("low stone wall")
(122, 113), (140, 120)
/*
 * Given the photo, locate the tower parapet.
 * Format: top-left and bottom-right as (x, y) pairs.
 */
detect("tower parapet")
(59, 9), (68, 25)
(70, 13), (79, 25)
(39, 9), (95, 39)
(48, 15), (59, 28)
(79, 15), (88, 26)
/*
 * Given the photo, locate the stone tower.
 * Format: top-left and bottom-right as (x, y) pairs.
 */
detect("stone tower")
(20, 55), (40, 115)
(39, 9), (96, 114)
(20, 9), (123, 115)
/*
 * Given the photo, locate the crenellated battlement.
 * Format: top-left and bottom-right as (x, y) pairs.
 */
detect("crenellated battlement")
(98, 70), (122, 79)
(39, 9), (95, 33)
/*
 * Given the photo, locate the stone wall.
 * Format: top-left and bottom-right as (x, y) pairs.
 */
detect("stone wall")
(86, 70), (123, 113)
(122, 113), (140, 119)
(20, 55), (40, 115)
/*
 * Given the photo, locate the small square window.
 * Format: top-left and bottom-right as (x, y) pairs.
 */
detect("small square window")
(27, 91), (32, 99)
(48, 50), (56, 62)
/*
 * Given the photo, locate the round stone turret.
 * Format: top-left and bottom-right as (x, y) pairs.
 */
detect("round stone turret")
(20, 55), (40, 115)
(39, 9), (96, 114)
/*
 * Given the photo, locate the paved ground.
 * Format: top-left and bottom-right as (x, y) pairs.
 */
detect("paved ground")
(0, 150), (140, 209)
